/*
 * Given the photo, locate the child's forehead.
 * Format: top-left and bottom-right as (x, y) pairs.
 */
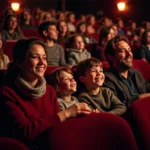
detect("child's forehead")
(89, 63), (102, 68)
(59, 70), (73, 77)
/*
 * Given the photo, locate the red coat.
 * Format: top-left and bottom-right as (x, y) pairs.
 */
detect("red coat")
(0, 84), (60, 147)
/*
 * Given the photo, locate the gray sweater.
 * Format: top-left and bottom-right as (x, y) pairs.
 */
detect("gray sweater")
(58, 96), (79, 110)
(1, 30), (25, 42)
(78, 87), (126, 116)
(67, 48), (91, 65)
(46, 44), (68, 66)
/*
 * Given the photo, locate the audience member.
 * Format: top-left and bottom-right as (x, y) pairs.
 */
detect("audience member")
(1, 15), (25, 42)
(76, 58), (126, 115)
(93, 26), (115, 61)
(66, 12), (76, 33)
(104, 36), (150, 107)
(20, 10), (36, 30)
(46, 67), (79, 110)
(0, 38), (91, 149)
(38, 21), (68, 66)
(67, 34), (91, 65)
(0, 32), (10, 69)
(56, 20), (70, 44)
(138, 30), (150, 63)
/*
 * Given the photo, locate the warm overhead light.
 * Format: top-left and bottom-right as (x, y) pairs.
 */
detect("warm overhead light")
(11, 3), (20, 12)
(117, 2), (126, 11)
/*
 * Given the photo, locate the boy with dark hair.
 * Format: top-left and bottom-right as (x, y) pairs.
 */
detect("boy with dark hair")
(76, 58), (126, 116)
(38, 21), (68, 66)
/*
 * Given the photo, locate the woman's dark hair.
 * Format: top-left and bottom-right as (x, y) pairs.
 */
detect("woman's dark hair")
(76, 22), (86, 33)
(1, 15), (20, 32)
(141, 29), (150, 45)
(3, 7), (15, 18)
(99, 26), (111, 46)
(20, 10), (34, 26)
(6, 38), (47, 83)
(0, 32), (4, 62)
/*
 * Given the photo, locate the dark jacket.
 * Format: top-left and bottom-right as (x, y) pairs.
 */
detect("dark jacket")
(103, 67), (150, 106)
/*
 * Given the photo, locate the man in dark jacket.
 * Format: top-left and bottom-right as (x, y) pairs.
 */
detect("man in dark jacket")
(103, 36), (150, 107)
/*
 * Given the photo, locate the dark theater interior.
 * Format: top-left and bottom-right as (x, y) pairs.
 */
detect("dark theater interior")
(0, 0), (150, 150)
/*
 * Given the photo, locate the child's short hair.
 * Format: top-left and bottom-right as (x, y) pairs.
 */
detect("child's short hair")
(38, 21), (56, 38)
(76, 57), (103, 77)
(46, 67), (73, 95)
(75, 58), (102, 93)
(68, 34), (83, 47)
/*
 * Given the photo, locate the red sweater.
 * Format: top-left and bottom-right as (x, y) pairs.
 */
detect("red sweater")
(0, 84), (60, 143)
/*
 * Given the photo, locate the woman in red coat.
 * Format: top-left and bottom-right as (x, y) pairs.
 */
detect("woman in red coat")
(0, 38), (91, 149)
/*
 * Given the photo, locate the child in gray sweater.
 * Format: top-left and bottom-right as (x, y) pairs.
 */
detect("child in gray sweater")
(46, 67), (79, 110)
(67, 34), (91, 66)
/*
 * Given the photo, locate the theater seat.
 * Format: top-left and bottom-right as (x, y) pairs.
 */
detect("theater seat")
(0, 137), (29, 150)
(124, 97), (150, 150)
(102, 61), (110, 70)
(50, 113), (138, 150)
(133, 60), (150, 80)
(22, 29), (42, 39)
(3, 41), (17, 61)
(45, 66), (63, 75)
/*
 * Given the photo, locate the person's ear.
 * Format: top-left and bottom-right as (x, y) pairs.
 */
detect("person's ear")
(79, 76), (86, 83)
(43, 30), (48, 37)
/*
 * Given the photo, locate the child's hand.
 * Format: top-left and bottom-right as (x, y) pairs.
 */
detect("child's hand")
(92, 109), (100, 113)
(65, 103), (92, 118)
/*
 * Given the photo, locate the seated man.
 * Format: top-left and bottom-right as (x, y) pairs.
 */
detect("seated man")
(38, 21), (68, 66)
(103, 36), (150, 107)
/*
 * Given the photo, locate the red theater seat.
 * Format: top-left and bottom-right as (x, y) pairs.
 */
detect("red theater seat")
(0, 137), (29, 150)
(22, 29), (42, 39)
(45, 66), (63, 75)
(133, 60), (150, 80)
(125, 97), (150, 150)
(3, 41), (17, 61)
(50, 113), (138, 150)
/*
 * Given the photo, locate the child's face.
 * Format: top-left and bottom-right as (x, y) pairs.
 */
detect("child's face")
(58, 71), (77, 96)
(72, 36), (85, 50)
(80, 66), (105, 89)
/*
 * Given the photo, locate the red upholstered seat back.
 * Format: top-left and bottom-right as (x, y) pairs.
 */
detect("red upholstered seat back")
(50, 113), (138, 150)
(133, 60), (150, 80)
(125, 97), (150, 150)
(22, 29), (42, 40)
(3, 42), (17, 61)
(0, 137), (29, 150)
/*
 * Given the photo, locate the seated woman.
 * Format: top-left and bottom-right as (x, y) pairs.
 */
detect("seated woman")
(92, 26), (115, 61)
(56, 20), (70, 44)
(20, 9), (36, 30)
(76, 22), (96, 44)
(1, 15), (25, 42)
(0, 38), (91, 149)
(0, 32), (10, 69)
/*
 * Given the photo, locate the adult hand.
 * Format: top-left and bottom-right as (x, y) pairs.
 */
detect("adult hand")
(138, 93), (150, 99)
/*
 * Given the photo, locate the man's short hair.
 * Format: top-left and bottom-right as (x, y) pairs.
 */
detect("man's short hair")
(38, 21), (56, 38)
(105, 36), (129, 66)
